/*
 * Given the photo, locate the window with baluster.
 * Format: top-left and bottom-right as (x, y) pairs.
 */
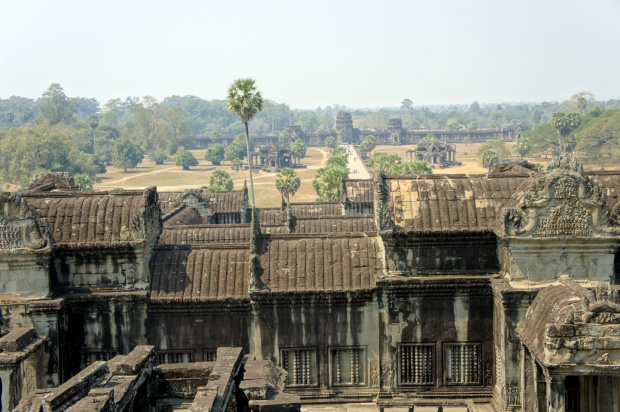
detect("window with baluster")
(444, 343), (481, 385)
(398, 343), (434, 386)
(281, 348), (318, 387)
(157, 350), (193, 365)
(330, 347), (366, 386)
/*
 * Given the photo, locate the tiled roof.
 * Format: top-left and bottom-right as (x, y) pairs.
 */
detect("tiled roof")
(342, 179), (374, 203)
(290, 202), (343, 217)
(23, 189), (155, 245)
(150, 246), (250, 301)
(256, 236), (381, 293)
(385, 175), (529, 232)
(160, 225), (251, 245)
(200, 189), (246, 214)
(292, 216), (375, 234)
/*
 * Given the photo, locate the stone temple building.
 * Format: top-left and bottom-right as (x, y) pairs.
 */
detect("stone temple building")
(2, 157), (620, 411)
(406, 140), (459, 168)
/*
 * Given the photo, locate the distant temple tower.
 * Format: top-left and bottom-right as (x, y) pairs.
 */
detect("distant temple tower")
(388, 118), (403, 143)
(335, 111), (353, 144)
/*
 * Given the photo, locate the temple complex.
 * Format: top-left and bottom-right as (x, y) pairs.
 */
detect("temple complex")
(194, 112), (525, 149)
(251, 144), (298, 172)
(406, 140), (460, 168)
(1, 158), (620, 411)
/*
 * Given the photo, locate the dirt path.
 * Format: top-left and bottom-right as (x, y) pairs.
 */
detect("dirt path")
(105, 166), (179, 185)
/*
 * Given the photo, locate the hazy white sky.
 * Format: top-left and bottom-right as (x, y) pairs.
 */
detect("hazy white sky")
(1, 0), (619, 109)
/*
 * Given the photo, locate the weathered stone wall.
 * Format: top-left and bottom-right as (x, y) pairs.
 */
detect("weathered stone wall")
(62, 294), (148, 378)
(53, 247), (146, 291)
(380, 279), (494, 397)
(252, 294), (379, 399)
(383, 233), (499, 275)
(146, 304), (252, 362)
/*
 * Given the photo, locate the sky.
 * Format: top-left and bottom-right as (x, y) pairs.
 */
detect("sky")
(1, 0), (620, 109)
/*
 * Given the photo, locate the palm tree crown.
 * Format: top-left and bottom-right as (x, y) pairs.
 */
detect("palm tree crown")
(227, 79), (263, 124)
(275, 167), (301, 204)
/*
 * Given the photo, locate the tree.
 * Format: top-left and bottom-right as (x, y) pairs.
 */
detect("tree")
(332, 146), (346, 157)
(369, 152), (403, 174)
(515, 138), (531, 159)
(0, 124), (99, 185)
(467, 121), (478, 130)
(5, 112), (14, 123)
(462, 136), (472, 145)
(319, 113), (335, 131)
(89, 114), (99, 152)
(313, 165), (349, 202)
(225, 144), (242, 162)
(358, 134), (377, 158)
(479, 139), (510, 160)
(209, 170), (234, 191)
(165, 107), (193, 149)
(21, 107), (33, 123)
(113, 138), (143, 172)
(291, 139), (307, 162)
(231, 158), (243, 171)
(551, 112), (581, 154)
(38, 83), (72, 124)
(277, 130), (291, 145)
(150, 148), (167, 165)
(446, 122), (460, 131)
(205, 144), (225, 165)
(469, 101), (481, 114)
(227, 78), (263, 207)
(401, 98), (413, 113)
(327, 153), (348, 168)
(422, 133), (437, 142)
(325, 136), (336, 152)
(297, 112), (319, 133)
(175, 147), (199, 170)
(393, 161), (433, 175)
(275, 167), (301, 204)
(481, 149), (499, 169)
(206, 130), (221, 143)
(74, 174), (94, 191)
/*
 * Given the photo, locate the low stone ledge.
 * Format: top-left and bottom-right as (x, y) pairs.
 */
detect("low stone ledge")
(113, 345), (155, 376)
(65, 388), (114, 412)
(188, 386), (221, 412)
(0, 328), (37, 352)
(249, 393), (301, 412)
(209, 347), (244, 385)
(40, 361), (109, 411)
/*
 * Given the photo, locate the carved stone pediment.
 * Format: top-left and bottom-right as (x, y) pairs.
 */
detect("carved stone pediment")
(0, 192), (51, 252)
(27, 171), (77, 192)
(500, 155), (614, 238)
(181, 190), (212, 217)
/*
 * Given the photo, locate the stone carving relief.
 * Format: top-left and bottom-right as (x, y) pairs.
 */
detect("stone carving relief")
(382, 361), (396, 389)
(484, 361), (493, 386)
(370, 362), (380, 387)
(507, 379), (521, 406)
(0, 192), (50, 252)
(501, 155), (613, 238)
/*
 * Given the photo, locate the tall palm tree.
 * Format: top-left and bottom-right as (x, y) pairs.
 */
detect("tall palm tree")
(275, 167), (301, 205)
(227, 78), (263, 207)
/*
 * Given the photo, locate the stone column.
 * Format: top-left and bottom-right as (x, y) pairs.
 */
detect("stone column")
(547, 375), (566, 412)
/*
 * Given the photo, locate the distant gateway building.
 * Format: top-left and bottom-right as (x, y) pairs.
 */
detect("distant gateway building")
(1, 158), (620, 411)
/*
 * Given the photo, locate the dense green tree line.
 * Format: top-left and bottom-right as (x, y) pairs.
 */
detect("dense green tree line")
(524, 108), (620, 160)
